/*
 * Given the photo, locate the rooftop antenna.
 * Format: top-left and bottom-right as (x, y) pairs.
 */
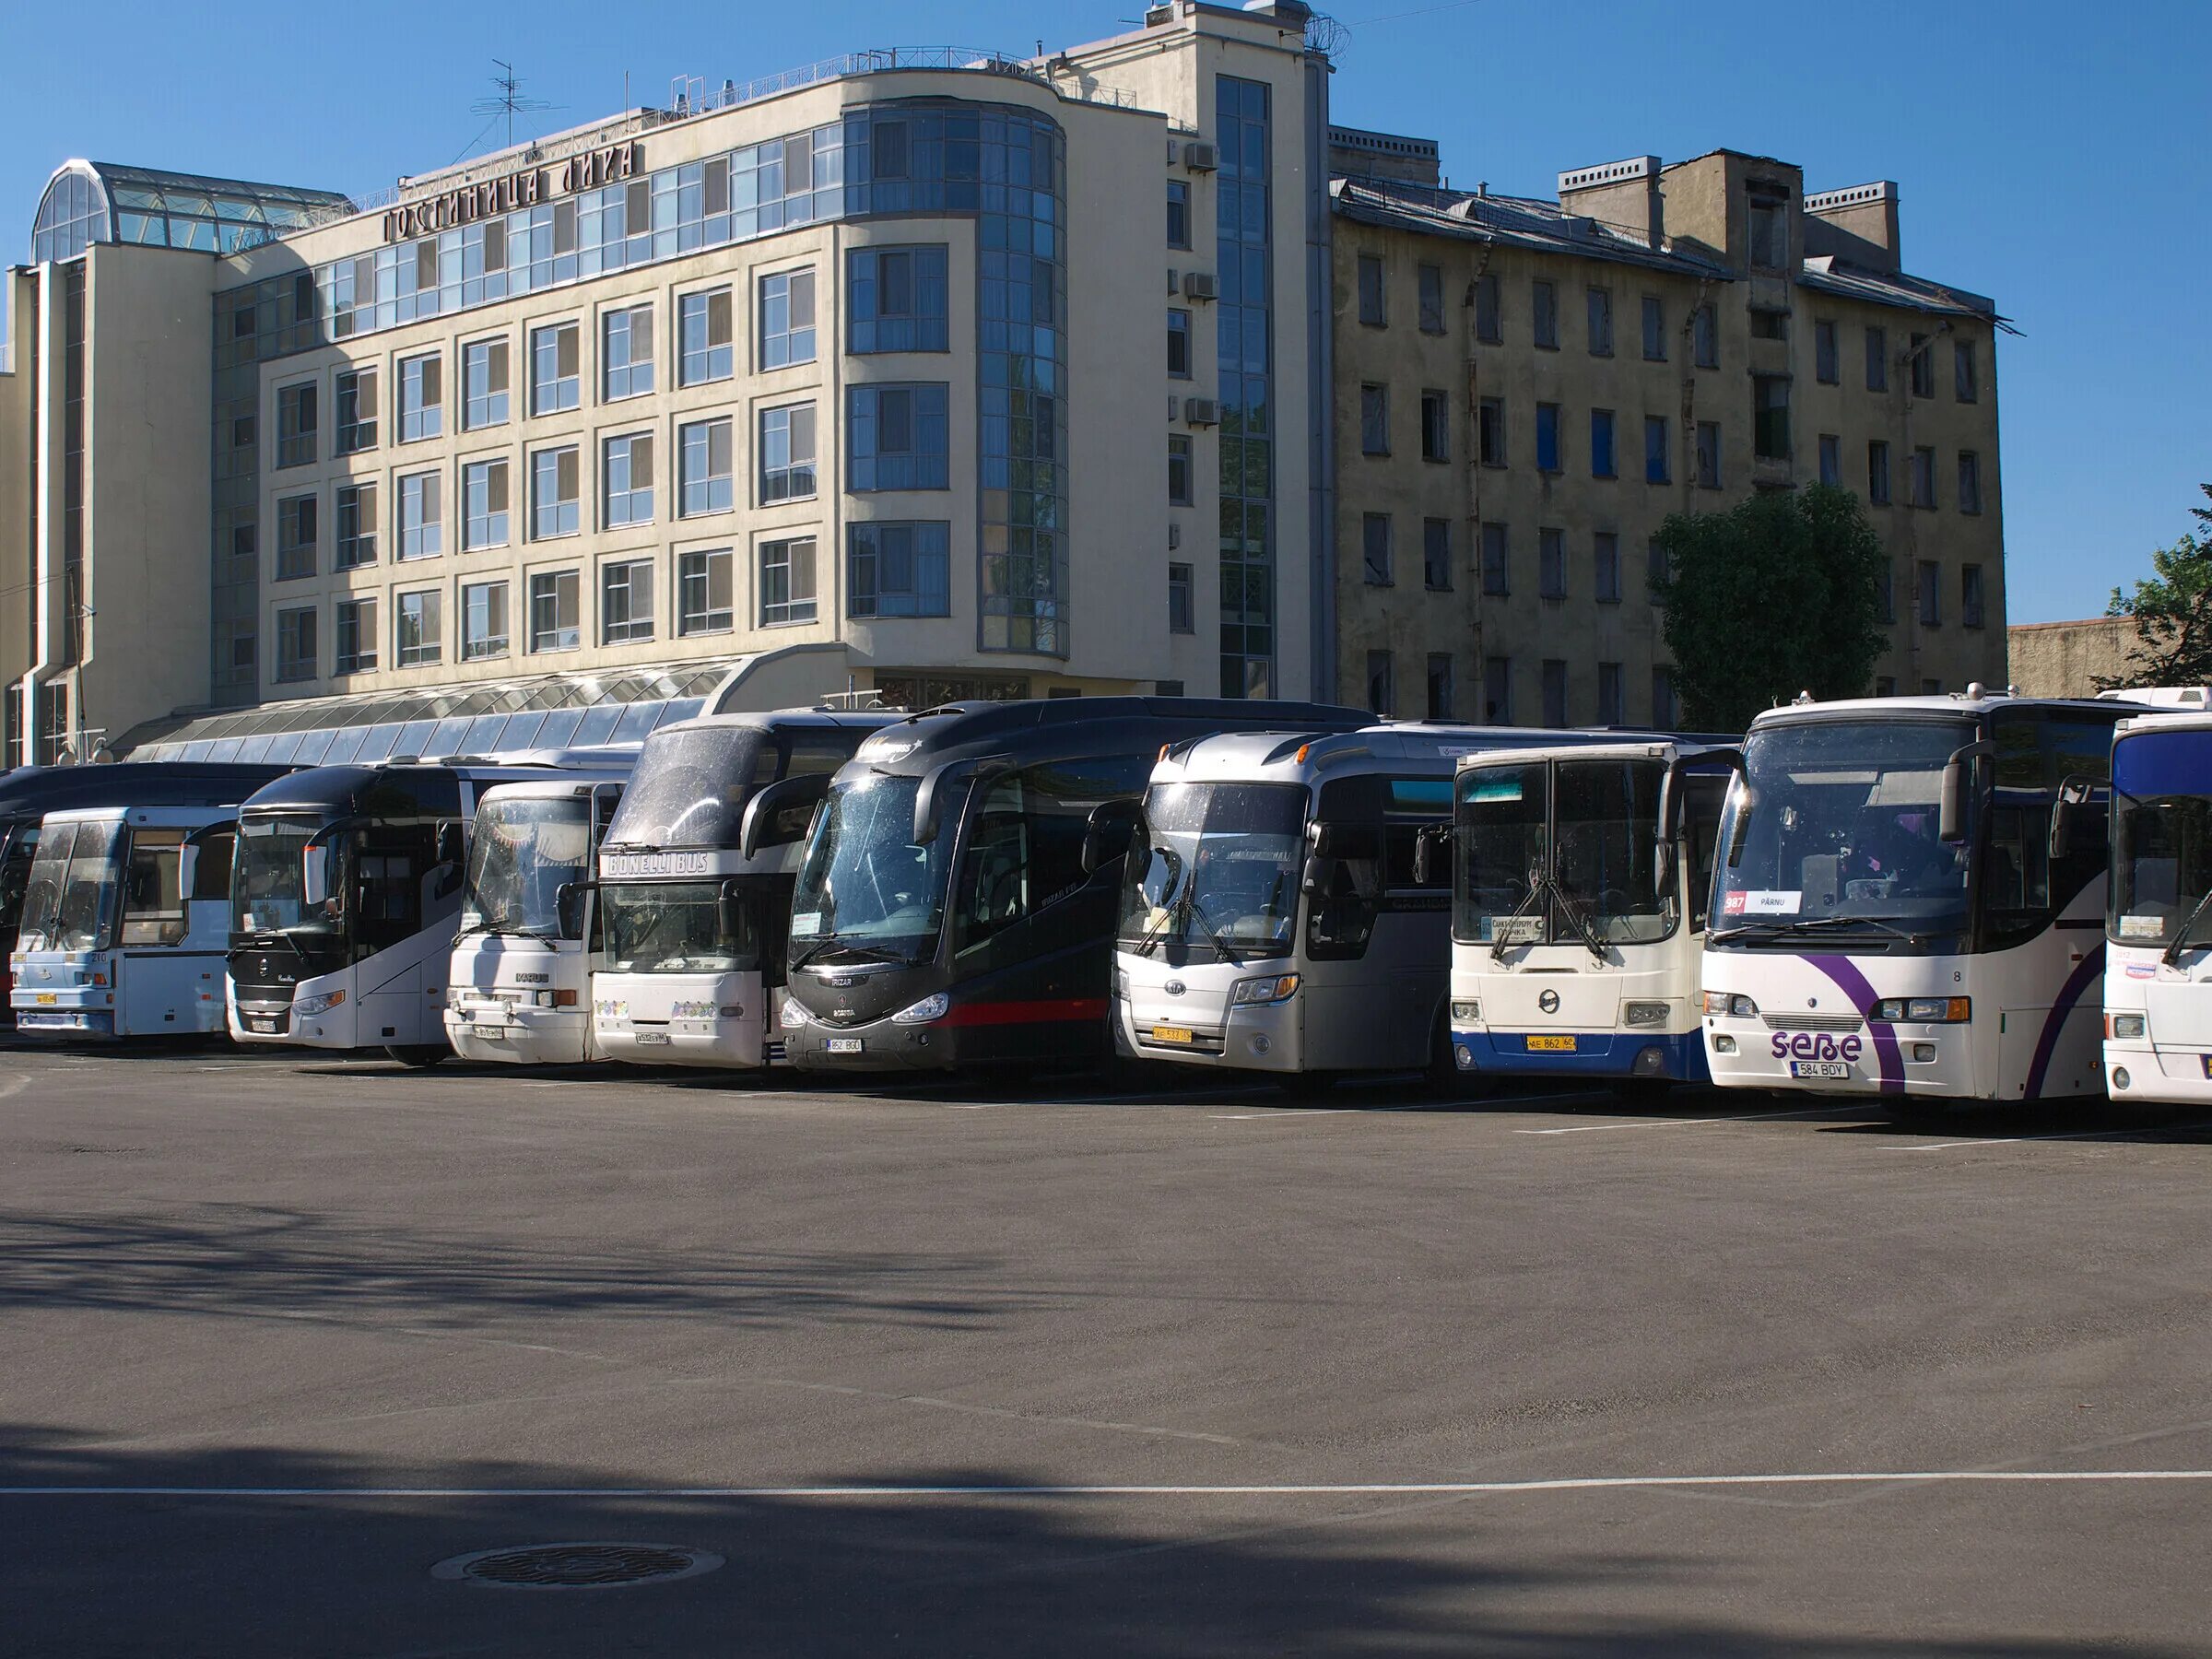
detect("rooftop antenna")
(473, 60), (555, 153)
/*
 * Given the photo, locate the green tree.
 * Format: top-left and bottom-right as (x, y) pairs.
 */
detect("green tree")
(1654, 484), (1888, 732)
(2100, 484), (2212, 690)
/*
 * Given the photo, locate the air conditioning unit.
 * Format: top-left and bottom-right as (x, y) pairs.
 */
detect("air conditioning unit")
(1183, 397), (1220, 427)
(1182, 270), (1219, 301)
(1146, 6), (1175, 26)
(1182, 141), (1218, 173)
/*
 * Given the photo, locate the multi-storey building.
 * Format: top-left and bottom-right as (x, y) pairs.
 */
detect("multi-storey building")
(1329, 146), (2008, 724)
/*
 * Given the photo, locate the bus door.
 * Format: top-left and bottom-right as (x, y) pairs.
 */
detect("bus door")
(350, 820), (446, 1042)
(115, 826), (194, 1032)
(1300, 775), (1396, 1070)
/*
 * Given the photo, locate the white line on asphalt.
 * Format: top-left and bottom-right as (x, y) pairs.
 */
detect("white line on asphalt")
(1879, 1119), (2212, 1152)
(6, 1469), (2211, 1500)
(1513, 1106), (1844, 1135)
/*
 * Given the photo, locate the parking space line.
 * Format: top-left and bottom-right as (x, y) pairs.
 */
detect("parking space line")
(1514, 1106), (1845, 1135)
(1879, 1119), (2212, 1152)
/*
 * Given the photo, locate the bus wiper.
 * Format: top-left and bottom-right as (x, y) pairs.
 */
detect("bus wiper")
(1710, 921), (1794, 944)
(1489, 870), (1548, 963)
(1182, 893), (1243, 965)
(2161, 888), (2212, 966)
(1547, 877), (1608, 961)
(1780, 915), (1926, 946)
(794, 941), (912, 971)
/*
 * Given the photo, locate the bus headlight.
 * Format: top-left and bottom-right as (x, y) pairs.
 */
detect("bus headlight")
(893, 992), (950, 1024)
(292, 989), (347, 1017)
(1701, 992), (1758, 1018)
(1230, 973), (1300, 1006)
(779, 999), (808, 1030)
(1623, 1001), (1670, 1029)
(2109, 1013), (2146, 1040)
(1452, 998), (1480, 1023)
(1872, 997), (1971, 1023)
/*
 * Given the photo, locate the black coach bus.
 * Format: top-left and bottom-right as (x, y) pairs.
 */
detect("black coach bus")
(779, 696), (1367, 1075)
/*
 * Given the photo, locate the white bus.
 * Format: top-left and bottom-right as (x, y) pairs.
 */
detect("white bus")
(2102, 707), (2212, 1103)
(228, 755), (630, 1064)
(10, 806), (243, 1039)
(590, 710), (892, 1068)
(1113, 724), (1557, 1084)
(443, 778), (625, 1065)
(1700, 689), (2134, 1118)
(1446, 737), (1735, 1095)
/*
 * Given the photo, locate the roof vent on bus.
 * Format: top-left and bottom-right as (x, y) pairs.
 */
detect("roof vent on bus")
(1793, 689), (1815, 706)
(1965, 681), (1986, 700)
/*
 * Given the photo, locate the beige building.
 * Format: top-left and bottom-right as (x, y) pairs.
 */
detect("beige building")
(2008, 616), (2147, 698)
(1328, 147), (2010, 724)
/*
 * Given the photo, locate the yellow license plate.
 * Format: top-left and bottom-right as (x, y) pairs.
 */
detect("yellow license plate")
(34, 994), (57, 1006)
(1151, 1025), (1194, 1045)
(1527, 1034), (1578, 1052)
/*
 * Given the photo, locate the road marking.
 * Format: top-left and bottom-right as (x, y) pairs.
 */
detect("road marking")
(1514, 1106), (1843, 1135)
(6, 1469), (2211, 1500)
(1880, 1119), (2212, 1152)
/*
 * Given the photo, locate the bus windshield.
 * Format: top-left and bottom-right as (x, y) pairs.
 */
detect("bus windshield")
(16, 819), (124, 953)
(600, 879), (766, 973)
(462, 796), (593, 939)
(1712, 718), (1975, 937)
(232, 813), (342, 938)
(1119, 782), (1307, 962)
(606, 725), (772, 850)
(788, 773), (952, 966)
(1454, 759), (1673, 946)
(2111, 730), (2212, 948)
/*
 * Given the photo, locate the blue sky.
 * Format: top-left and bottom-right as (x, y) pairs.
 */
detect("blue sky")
(6, 0), (2205, 623)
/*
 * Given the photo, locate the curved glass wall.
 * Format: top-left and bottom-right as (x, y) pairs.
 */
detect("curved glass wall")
(31, 162), (347, 264)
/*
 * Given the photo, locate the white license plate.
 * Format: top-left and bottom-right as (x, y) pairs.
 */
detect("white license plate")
(1790, 1060), (1851, 1079)
(247, 1017), (278, 1032)
(634, 1030), (671, 1046)
(473, 1023), (507, 1039)
(826, 1036), (864, 1054)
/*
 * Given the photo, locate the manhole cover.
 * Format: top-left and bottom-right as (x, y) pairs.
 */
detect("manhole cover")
(431, 1543), (724, 1590)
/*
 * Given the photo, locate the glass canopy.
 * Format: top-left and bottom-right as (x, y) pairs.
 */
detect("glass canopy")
(31, 161), (350, 264)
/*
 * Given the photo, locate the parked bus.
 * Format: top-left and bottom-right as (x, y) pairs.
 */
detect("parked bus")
(780, 696), (1366, 1076)
(442, 778), (625, 1065)
(10, 805), (246, 1038)
(228, 754), (631, 1063)
(1113, 724), (1561, 1084)
(1700, 689), (2134, 1117)
(589, 709), (894, 1068)
(0, 760), (293, 1023)
(1447, 736), (1736, 1094)
(2102, 706), (2212, 1103)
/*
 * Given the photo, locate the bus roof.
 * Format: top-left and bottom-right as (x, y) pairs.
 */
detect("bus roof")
(847, 696), (1371, 777)
(0, 760), (296, 821)
(1747, 691), (2143, 731)
(239, 759), (620, 818)
(1152, 724), (1729, 782)
(33, 802), (246, 830)
(644, 709), (899, 739)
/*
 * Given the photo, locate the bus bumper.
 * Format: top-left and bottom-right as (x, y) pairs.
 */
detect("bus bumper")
(1452, 1028), (1704, 1082)
(784, 998), (1110, 1076)
(445, 1005), (591, 1065)
(10, 1002), (116, 1038)
(1117, 995), (1302, 1072)
(1703, 1015), (1978, 1100)
(2104, 1042), (2212, 1104)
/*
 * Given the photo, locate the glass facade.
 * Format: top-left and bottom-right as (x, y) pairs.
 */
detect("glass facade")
(32, 162), (347, 265)
(1216, 75), (1274, 697)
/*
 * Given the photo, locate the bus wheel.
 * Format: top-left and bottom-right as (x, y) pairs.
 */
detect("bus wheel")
(1426, 1017), (1466, 1097)
(385, 1044), (449, 1068)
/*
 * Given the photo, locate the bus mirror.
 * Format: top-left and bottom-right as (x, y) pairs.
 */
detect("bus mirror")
(1300, 853), (1326, 897)
(1079, 799), (1140, 876)
(914, 759), (1009, 846)
(435, 821), (465, 866)
(1938, 740), (1994, 843)
(1306, 820), (1335, 857)
(556, 880), (592, 937)
(741, 773), (833, 860)
(1413, 824), (1448, 886)
(301, 844), (330, 908)
(1654, 842), (1676, 900)
(2049, 777), (2096, 860)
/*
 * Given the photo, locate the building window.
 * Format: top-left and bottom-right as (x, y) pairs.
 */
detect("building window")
(1475, 274), (1501, 344)
(335, 597), (376, 675)
(848, 521), (950, 617)
(601, 435), (653, 528)
(276, 382), (317, 468)
(602, 303), (654, 400)
(1818, 433), (1841, 487)
(1423, 518), (1451, 591)
(1168, 434), (1193, 505)
(528, 569), (581, 652)
(1358, 254), (1386, 326)
(1168, 309), (1192, 378)
(759, 404), (817, 503)
(1878, 562), (1896, 624)
(1696, 421), (1722, 488)
(1747, 197), (1787, 271)
(1535, 403), (1562, 473)
(530, 322), (580, 415)
(1753, 376), (1791, 460)
(1532, 279), (1559, 349)
(395, 587), (441, 667)
(1876, 677), (1897, 698)
(1539, 527), (1566, 599)
(1647, 537), (1669, 606)
(1167, 180), (1191, 249)
(1362, 512), (1393, 584)
(1959, 451), (1983, 515)
(275, 493), (316, 581)
(275, 606), (316, 684)
(463, 338), (508, 429)
(1645, 415), (1670, 484)
(758, 536), (817, 627)
(1922, 678), (1944, 696)
(848, 383), (950, 490)
(1962, 564), (1986, 629)
(1360, 383), (1389, 455)
(1418, 264), (1445, 334)
(1590, 408), (1617, 478)
(464, 459), (511, 548)
(1868, 439), (1892, 505)
(1652, 665), (1678, 725)
(394, 354), (440, 442)
(335, 368), (377, 454)
(677, 548), (734, 636)
(1641, 295), (1665, 361)
(678, 418), (735, 516)
(398, 471), (441, 559)
(1597, 661), (1624, 724)
(1480, 522), (1510, 596)
(1692, 303), (1717, 369)
(680, 287), (735, 384)
(1478, 397), (1506, 467)
(1865, 324), (1888, 392)
(1420, 389), (1449, 462)
(1542, 659), (1569, 727)
(1955, 340), (1979, 403)
(335, 482), (377, 570)
(1917, 559), (1942, 627)
(1910, 445), (1937, 509)
(1427, 653), (1454, 720)
(1366, 650), (1394, 717)
(1910, 332), (1935, 399)
(1586, 288), (1613, 357)
(1749, 308), (1788, 341)
(531, 446), (581, 538)
(462, 580), (509, 660)
(1484, 655), (1512, 723)
(1594, 532), (1621, 603)
(1169, 561), (1194, 633)
(235, 415), (256, 450)
(759, 267), (818, 369)
(849, 246), (947, 354)
(602, 557), (655, 643)
(1815, 319), (1839, 384)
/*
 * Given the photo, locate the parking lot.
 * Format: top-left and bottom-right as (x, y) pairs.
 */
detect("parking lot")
(5, 1042), (2212, 1655)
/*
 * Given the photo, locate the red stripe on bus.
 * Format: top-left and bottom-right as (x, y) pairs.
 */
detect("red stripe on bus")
(940, 997), (1110, 1029)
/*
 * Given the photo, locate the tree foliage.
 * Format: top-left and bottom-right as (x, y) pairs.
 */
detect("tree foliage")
(2100, 485), (2212, 690)
(1653, 485), (1888, 732)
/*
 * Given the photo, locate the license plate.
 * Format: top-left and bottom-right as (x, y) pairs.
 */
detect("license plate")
(1790, 1060), (1851, 1079)
(1527, 1034), (1577, 1053)
(247, 1017), (277, 1032)
(634, 1030), (671, 1046)
(1150, 1025), (1194, 1045)
(473, 1023), (507, 1039)
(826, 1036), (864, 1054)
(34, 994), (57, 1006)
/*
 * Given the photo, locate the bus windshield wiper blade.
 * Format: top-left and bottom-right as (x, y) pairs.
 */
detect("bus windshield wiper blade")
(1548, 878), (1608, 960)
(2161, 888), (2212, 965)
(798, 942), (913, 969)
(1183, 893), (1243, 965)
(1782, 915), (1926, 946)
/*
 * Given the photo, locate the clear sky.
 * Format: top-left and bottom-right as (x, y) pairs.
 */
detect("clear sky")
(6, 0), (2205, 623)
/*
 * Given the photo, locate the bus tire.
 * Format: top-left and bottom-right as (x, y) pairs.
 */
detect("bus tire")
(385, 1044), (449, 1068)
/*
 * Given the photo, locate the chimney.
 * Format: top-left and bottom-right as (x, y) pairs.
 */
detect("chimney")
(1558, 155), (1663, 249)
(1804, 181), (1900, 274)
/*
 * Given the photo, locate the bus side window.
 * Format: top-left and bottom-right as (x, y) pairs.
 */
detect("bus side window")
(1309, 776), (1382, 959)
(191, 829), (237, 901)
(121, 830), (188, 947)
